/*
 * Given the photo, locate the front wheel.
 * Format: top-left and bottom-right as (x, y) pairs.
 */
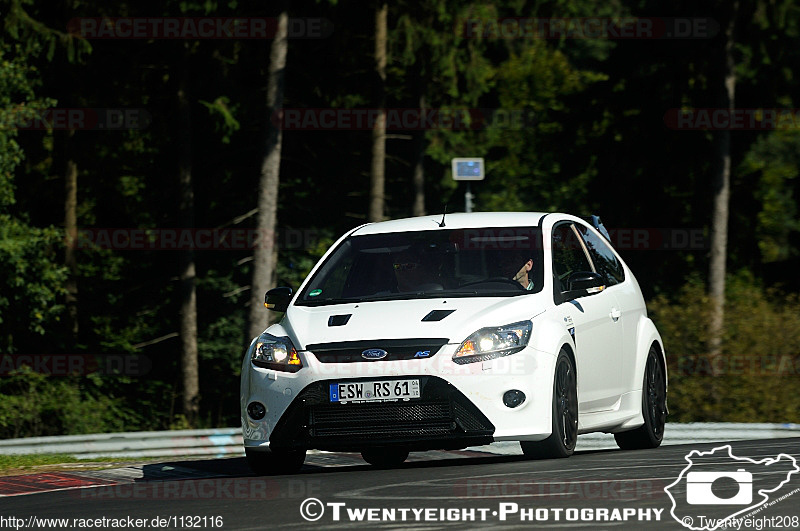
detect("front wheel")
(245, 447), (306, 475)
(614, 345), (667, 450)
(521, 349), (578, 459)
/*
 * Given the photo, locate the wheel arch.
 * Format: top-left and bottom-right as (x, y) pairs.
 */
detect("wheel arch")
(650, 337), (668, 388)
(632, 316), (667, 394)
(560, 341), (577, 375)
(648, 336), (669, 414)
(557, 340), (579, 410)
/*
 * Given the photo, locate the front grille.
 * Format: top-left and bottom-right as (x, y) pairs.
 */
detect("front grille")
(315, 423), (452, 438)
(306, 338), (449, 363)
(453, 401), (489, 431)
(313, 401), (450, 425)
(270, 376), (494, 451)
(311, 401), (452, 438)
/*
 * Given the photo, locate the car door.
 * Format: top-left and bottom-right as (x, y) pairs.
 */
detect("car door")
(551, 222), (624, 413)
(574, 223), (642, 395)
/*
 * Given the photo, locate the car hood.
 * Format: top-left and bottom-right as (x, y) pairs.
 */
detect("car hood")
(275, 295), (547, 350)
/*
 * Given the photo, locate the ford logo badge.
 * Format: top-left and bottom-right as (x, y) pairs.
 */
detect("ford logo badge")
(361, 348), (388, 360)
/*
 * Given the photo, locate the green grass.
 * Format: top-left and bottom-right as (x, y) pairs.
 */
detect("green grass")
(0, 453), (83, 472)
(0, 454), (145, 473)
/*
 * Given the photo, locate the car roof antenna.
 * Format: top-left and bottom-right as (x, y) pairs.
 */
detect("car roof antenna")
(437, 204), (447, 227)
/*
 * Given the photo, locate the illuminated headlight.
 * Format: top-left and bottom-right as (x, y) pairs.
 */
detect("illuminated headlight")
(251, 334), (302, 372)
(452, 321), (532, 365)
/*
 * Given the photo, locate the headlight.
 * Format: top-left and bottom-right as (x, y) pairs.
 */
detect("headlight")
(452, 321), (532, 365)
(251, 334), (303, 372)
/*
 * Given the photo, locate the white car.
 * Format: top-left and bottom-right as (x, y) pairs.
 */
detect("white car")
(240, 212), (667, 474)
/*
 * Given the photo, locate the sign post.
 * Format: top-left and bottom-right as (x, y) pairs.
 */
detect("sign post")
(451, 157), (485, 213)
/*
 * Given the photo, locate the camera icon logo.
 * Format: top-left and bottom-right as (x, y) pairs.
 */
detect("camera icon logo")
(686, 468), (752, 505)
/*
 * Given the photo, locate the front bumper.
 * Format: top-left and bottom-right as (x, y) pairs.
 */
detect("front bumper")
(269, 376), (494, 451)
(241, 344), (556, 452)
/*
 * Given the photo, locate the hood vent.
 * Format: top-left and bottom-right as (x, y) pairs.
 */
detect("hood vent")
(421, 309), (456, 322)
(328, 314), (352, 327)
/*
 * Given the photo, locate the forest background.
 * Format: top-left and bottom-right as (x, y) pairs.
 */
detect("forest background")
(1, 0), (799, 438)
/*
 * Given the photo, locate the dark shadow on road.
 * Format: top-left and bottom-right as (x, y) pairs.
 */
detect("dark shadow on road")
(131, 444), (639, 482)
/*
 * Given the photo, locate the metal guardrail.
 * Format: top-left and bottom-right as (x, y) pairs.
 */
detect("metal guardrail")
(0, 428), (243, 459)
(0, 423), (797, 459)
(471, 422), (800, 454)
(576, 422), (800, 450)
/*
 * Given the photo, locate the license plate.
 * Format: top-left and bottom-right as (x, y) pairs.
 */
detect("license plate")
(329, 379), (420, 403)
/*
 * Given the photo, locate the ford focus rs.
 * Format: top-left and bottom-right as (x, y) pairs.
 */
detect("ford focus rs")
(240, 212), (667, 474)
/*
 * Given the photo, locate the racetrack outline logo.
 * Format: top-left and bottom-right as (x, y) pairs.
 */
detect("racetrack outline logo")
(664, 444), (799, 530)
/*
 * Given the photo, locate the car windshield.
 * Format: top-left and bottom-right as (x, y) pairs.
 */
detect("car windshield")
(296, 226), (544, 305)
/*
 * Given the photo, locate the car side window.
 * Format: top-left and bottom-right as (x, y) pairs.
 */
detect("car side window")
(551, 223), (593, 293)
(576, 225), (625, 286)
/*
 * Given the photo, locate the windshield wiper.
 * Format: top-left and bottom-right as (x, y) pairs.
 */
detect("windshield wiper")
(356, 292), (480, 301)
(297, 291), (482, 305)
(298, 297), (365, 306)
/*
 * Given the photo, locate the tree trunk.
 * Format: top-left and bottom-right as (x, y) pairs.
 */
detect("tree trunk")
(369, 3), (388, 223)
(178, 63), (199, 426)
(412, 95), (426, 217)
(708, 2), (737, 375)
(248, 11), (288, 341)
(64, 130), (78, 343)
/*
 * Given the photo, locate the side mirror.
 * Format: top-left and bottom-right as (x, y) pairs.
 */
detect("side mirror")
(562, 271), (605, 302)
(264, 287), (293, 312)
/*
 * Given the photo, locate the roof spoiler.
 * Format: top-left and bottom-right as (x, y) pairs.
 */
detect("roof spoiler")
(583, 215), (612, 245)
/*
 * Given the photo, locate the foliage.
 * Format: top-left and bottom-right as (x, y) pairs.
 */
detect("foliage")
(1, 0), (92, 62)
(0, 216), (68, 348)
(649, 272), (800, 422)
(0, 367), (139, 438)
(1, 0), (799, 437)
(0, 41), (67, 351)
(0, 41), (53, 209)
(481, 41), (608, 212)
(739, 130), (800, 264)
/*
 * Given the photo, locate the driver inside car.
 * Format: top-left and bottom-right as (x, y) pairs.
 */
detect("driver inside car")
(497, 252), (535, 290)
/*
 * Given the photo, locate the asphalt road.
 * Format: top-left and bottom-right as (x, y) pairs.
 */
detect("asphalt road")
(1, 438), (798, 530)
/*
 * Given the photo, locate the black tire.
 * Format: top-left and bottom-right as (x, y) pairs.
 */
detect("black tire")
(614, 345), (667, 450)
(245, 447), (306, 475)
(521, 349), (578, 459)
(361, 447), (409, 468)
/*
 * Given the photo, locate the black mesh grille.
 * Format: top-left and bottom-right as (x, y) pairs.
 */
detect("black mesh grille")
(312, 401), (450, 426)
(315, 425), (452, 438)
(453, 401), (487, 431)
(310, 401), (453, 438)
